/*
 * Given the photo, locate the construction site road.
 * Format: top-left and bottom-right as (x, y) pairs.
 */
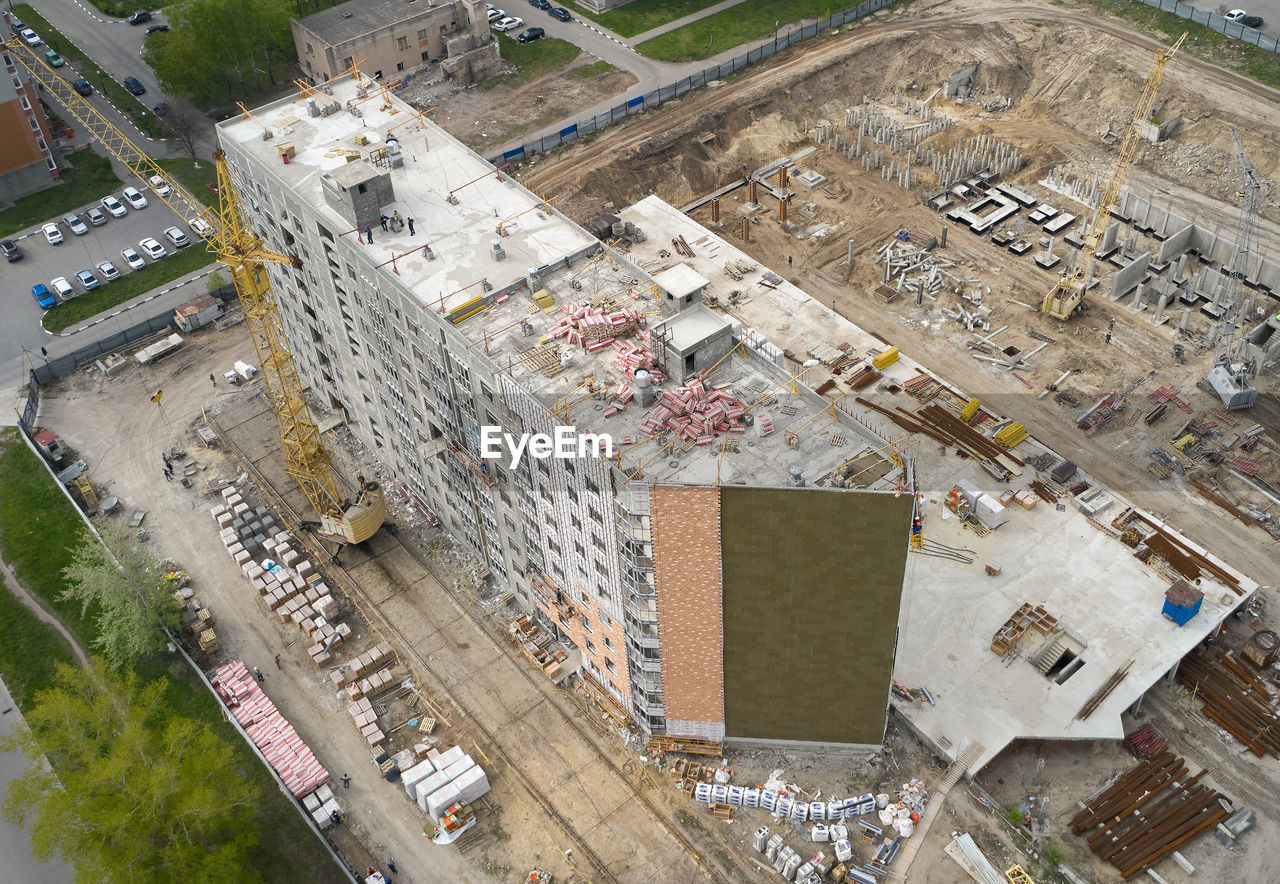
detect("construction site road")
(36, 325), (746, 882)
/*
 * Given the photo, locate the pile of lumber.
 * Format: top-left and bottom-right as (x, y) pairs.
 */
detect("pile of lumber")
(1176, 649), (1280, 757)
(1071, 752), (1230, 880)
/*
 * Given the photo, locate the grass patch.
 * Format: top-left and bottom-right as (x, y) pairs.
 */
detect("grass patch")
(572, 59), (615, 78)
(0, 150), (121, 239)
(676, 808), (705, 831)
(0, 575), (78, 709)
(43, 243), (217, 333)
(570, 0), (729, 38)
(157, 158), (221, 209)
(486, 33), (582, 87)
(635, 0), (847, 61)
(14, 4), (163, 138)
(0, 430), (345, 884)
(1084, 0), (1280, 91)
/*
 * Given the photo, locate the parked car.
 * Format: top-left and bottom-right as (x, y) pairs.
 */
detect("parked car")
(495, 16), (523, 31)
(9, 17), (25, 34)
(74, 269), (100, 290)
(549, 7), (571, 21)
(45, 50), (64, 68)
(63, 213), (89, 236)
(101, 194), (127, 217)
(85, 206), (107, 226)
(20, 28), (41, 47)
(1, 239), (21, 262)
(528, 0), (550, 9)
(127, 11), (152, 25)
(122, 186), (149, 209)
(148, 174), (171, 197)
(42, 222), (63, 245)
(120, 247), (146, 270)
(163, 226), (190, 249)
(516, 26), (545, 43)
(152, 102), (170, 116)
(189, 217), (213, 239)
(145, 24), (170, 35)
(71, 78), (93, 97)
(487, 7), (504, 21)
(139, 237), (167, 260)
(31, 283), (56, 309)
(123, 76), (146, 96)
(96, 260), (120, 281)
(50, 276), (75, 299)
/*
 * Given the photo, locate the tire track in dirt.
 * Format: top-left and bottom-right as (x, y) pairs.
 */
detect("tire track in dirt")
(521, 1), (1280, 196)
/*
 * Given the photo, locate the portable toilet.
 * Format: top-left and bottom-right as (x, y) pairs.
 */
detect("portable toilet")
(1162, 579), (1203, 626)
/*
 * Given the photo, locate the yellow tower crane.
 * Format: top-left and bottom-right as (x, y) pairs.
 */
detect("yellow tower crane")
(1041, 32), (1186, 320)
(5, 40), (385, 543)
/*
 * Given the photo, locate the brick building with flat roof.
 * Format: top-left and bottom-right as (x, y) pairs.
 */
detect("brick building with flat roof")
(1, 13), (59, 202)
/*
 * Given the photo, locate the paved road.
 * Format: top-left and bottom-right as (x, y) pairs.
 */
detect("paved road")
(0, 676), (75, 884)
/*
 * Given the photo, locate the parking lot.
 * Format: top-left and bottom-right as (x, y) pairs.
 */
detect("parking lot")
(7, 186), (194, 323)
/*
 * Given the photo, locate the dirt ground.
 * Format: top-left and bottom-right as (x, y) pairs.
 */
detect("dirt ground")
(510, 0), (1280, 880)
(401, 54), (637, 153)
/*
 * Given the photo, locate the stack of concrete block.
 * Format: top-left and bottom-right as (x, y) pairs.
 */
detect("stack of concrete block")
(346, 666), (395, 701)
(343, 643), (396, 699)
(347, 696), (384, 746)
(303, 784), (343, 829)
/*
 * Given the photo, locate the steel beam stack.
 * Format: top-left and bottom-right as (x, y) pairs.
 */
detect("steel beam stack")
(1070, 753), (1230, 879)
(1176, 649), (1280, 757)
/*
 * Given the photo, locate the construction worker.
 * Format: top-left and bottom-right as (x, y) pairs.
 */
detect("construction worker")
(274, 654), (281, 669)
(341, 773), (351, 789)
(253, 666), (264, 683)
(210, 373), (216, 385)
(387, 857), (397, 873)
(407, 217), (415, 235)
(364, 226), (373, 244)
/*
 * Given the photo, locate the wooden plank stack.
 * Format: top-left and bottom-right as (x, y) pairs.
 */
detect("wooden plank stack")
(1070, 752), (1229, 880)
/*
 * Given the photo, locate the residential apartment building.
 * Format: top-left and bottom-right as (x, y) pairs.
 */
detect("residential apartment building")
(1, 14), (59, 202)
(292, 0), (492, 83)
(217, 74), (913, 749)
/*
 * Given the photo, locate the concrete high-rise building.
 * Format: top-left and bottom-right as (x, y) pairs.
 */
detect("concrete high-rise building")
(1, 15), (59, 202)
(217, 73), (913, 750)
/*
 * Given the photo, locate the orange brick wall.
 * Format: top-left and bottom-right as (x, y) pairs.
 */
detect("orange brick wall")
(651, 485), (724, 727)
(536, 587), (630, 702)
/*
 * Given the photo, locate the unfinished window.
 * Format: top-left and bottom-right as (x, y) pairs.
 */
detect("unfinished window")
(604, 658), (617, 675)
(397, 36), (409, 50)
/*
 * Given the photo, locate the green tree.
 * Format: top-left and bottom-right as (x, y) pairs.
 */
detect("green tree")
(60, 519), (181, 668)
(207, 270), (228, 293)
(3, 660), (261, 883)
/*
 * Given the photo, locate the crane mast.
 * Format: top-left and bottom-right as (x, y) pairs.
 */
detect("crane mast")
(1042, 33), (1186, 319)
(1205, 129), (1262, 410)
(4, 38), (384, 541)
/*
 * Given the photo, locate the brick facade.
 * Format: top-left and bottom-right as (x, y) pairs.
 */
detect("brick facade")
(533, 572), (630, 701)
(651, 486), (724, 733)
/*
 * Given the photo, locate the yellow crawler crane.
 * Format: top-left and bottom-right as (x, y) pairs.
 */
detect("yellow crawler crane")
(1042, 33), (1186, 319)
(3, 37), (383, 542)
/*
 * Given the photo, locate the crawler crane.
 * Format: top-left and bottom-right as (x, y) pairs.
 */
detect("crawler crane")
(1042, 33), (1186, 319)
(5, 41), (385, 542)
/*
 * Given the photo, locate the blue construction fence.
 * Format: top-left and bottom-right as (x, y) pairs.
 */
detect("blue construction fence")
(490, 0), (900, 164)
(1133, 0), (1279, 52)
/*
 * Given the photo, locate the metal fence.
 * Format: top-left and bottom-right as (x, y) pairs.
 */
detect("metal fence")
(1134, 0), (1279, 52)
(32, 285), (240, 384)
(489, 0), (901, 163)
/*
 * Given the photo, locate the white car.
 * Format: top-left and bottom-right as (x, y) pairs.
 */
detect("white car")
(1225, 9), (1246, 21)
(163, 226), (190, 249)
(101, 195), (127, 218)
(20, 28), (41, 47)
(51, 276), (75, 299)
(189, 217), (213, 239)
(139, 237), (167, 260)
(120, 247), (146, 270)
(148, 174), (171, 197)
(42, 222), (63, 245)
(96, 260), (120, 281)
(495, 16), (523, 31)
(122, 186), (148, 209)
(63, 213), (89, 236)
(487, 8), (504, 21)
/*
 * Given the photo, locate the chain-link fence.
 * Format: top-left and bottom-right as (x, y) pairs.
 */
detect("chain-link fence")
(1134, 0), (1278, 52)
(490, 0), (900, 163)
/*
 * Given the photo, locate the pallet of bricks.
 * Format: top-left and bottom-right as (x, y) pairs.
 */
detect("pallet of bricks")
(211, 487), (350, 666)
(210, 661), (344, 827)
(1070, 752), (1230, 879)
(333, 641), (399, 747)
